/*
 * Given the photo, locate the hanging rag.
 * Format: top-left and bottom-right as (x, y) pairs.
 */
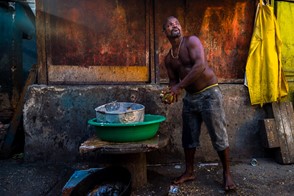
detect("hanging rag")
(245, 0), (288, 106)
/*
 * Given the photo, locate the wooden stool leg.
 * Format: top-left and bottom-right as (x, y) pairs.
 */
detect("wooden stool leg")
(112, 152), (147, 189)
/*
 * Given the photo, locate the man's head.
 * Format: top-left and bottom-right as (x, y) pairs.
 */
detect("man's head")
(162, 16), (182, 38)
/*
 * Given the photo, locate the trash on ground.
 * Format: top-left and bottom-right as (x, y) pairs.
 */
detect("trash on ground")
(250, 158), (258, 166)
(168, 185), (179, 195)
(198, 162), (219, 167)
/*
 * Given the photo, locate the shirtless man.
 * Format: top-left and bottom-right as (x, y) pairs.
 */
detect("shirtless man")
(162, 16), (236, 191)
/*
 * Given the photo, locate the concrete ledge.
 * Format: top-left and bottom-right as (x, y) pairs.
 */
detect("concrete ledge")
(23, 84), (266, 163)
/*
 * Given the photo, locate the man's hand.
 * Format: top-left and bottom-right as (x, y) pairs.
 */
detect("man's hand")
(170, 84), (182, 96)
(160, 88), (177, 104)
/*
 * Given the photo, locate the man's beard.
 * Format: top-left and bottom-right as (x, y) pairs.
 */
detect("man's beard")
(170, 29), (181, 38)
(171, 32), (181, 38)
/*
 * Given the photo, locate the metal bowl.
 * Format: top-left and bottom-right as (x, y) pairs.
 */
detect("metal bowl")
(88, 114), (166, 142)
(95, 102), (145, 123)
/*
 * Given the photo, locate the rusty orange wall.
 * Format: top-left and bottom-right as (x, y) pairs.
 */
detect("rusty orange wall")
(156, 0), (256, 82)
(39, 0), (256, 83)
(45, 0), (147, 67)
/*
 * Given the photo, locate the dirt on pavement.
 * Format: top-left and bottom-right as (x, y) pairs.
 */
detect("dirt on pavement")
(0, 157), (293, 196)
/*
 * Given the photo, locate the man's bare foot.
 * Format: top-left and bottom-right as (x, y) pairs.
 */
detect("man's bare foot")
(224, 173), (236, 191)
(173, 172), (195, 184)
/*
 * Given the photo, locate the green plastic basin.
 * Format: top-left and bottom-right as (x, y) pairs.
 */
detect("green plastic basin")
(88, 114), (166, 142)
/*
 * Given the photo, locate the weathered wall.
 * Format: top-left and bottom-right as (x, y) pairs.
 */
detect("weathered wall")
(37, 0), (256, 84)
(23, 84), (266, 163)
(156, 0), (256, 82)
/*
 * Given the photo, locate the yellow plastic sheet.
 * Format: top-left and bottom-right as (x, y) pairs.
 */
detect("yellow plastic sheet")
(277, 1), (294, 74)
(245, 0), (288, 106)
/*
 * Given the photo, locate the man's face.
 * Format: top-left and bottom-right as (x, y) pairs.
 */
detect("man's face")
(164, 17), (182, 38)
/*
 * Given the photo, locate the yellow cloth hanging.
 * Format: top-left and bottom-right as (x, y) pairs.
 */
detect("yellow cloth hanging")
(245, 0), (288, 106)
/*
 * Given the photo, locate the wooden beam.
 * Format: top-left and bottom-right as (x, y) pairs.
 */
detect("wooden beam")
(36, 0), (47, 84)
(0, 64), (37, 157)
(259, 119), (280, 148)
(272, 102), (294, 164)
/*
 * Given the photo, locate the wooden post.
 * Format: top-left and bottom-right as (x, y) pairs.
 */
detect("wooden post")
(111, 153), (147, 189)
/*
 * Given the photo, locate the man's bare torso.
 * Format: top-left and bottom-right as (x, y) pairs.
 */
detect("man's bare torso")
(165, 36), (218, 94)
